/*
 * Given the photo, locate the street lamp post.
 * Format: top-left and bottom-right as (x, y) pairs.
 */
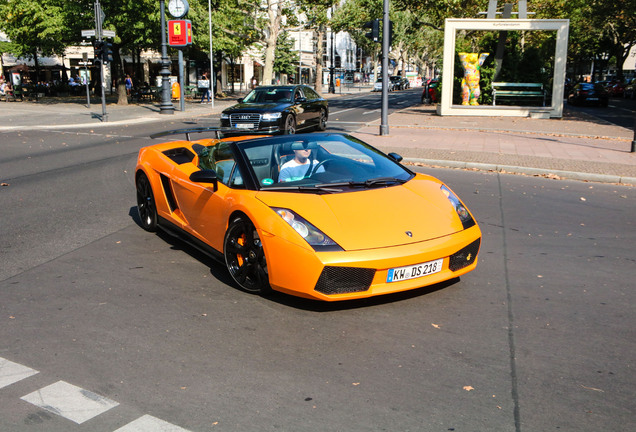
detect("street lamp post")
(208, 0), (215, 108)
(329, 25), (335, 94)
(159, 0), (174, 114)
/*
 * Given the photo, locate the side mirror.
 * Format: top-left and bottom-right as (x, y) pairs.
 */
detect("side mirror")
(237, 98), (243, 103)
(189, 169), (218, 192)
(387, 152), (403, 163)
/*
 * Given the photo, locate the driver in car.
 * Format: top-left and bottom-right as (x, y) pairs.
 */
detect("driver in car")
(279, 146), (325, 182)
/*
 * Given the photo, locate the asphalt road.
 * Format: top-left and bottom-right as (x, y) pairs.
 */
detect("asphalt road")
(1, 95), (635, 432)
(568, 96), (636, 130)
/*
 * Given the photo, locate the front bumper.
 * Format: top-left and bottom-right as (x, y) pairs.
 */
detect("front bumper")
(264, 225), (482, 301)
(220, 116), (283, 133)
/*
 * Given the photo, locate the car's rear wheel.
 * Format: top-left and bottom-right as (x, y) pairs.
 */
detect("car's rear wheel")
(316, 109), (327, 131)
(136, 172), (157, 232)
(224, 216), (271, 295)
(284, 115), (296, 134)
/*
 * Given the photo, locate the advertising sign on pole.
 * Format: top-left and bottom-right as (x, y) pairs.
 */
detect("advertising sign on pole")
(168, 20), (192, 47)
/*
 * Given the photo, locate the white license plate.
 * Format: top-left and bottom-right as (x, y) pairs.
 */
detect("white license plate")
(587, 97), (599, 101)
(235, 123), (254, 129)
(387, 258), (443, 283)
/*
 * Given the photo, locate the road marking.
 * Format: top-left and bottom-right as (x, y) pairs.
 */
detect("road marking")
(0, 357), (39, 389)
(114, 415), (193, 431)
(329, 107), (357, 115)
(21, 380), (119, 424)
(363, 109), (380, 115)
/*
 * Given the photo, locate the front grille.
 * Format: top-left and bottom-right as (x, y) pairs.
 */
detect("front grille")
(314, 266), (376, 295)
(230, 113), (261, 129)
(449, 238), (481, 271)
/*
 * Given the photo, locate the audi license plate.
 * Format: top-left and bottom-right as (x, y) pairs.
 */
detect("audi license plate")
(387, 258), (443, 283)
(235, 123), (254, 129)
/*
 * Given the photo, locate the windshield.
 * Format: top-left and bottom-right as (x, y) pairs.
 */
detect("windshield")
(238, 133), (413, 193)
(242, 87), (293, 103)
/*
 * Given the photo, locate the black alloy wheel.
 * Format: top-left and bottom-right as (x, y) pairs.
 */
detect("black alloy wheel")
(224, 216), (271, 294)
(284, 115), (296, 134)
(136, 172), (157, 232)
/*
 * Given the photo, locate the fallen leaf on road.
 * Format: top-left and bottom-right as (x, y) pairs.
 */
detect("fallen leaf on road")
(580, 385), (604, 392)
(463, 386), (474, 391)
(1, 183), (9, 187)
(431, 323), (441, 329)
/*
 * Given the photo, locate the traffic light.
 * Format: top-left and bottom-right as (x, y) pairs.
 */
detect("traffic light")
(102, 41), (113, 64)
(93, 40), (104, 63)
(387, 20), (393, 47)
(364, 19), (380, 43)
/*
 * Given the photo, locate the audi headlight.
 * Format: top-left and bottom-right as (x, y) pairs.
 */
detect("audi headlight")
(273, 208), (342, 251)
(262, 112), (282, 121)
(441, 185), (476, 229)
(220, 112), (229, 119)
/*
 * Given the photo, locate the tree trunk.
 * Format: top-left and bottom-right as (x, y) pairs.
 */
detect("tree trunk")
(314, 26), (325, 95)
(114, 46), (128, 105)
(262, 0), (283, 85)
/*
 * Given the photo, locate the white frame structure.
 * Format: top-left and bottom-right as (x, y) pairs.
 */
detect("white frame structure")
(439, 18), (570, 118)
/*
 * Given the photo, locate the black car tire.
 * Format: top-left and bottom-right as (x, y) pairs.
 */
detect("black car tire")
(224, 215), (271, 295)
(284, 115), (296, 134)
(136, 172), (158, 232)
(316, 109), (327, 131)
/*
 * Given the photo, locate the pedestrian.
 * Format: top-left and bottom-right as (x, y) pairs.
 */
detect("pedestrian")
(200, 73), (211, 104)
(125, 75), (133, 95)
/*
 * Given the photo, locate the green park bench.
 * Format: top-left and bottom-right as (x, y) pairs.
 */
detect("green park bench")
(492, 82), (546, 106)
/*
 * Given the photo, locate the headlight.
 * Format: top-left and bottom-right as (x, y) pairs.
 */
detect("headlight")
(262, 112), (282, 121)
(220, 113), (229, 119)
(441, 185), (476, 229)
(273, 208), (342, 251)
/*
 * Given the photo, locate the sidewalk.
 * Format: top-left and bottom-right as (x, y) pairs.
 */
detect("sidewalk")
(354, 104), (636, 185)
(1, 89), (634, 185)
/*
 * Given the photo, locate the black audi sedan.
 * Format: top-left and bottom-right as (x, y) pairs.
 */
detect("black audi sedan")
(220, 85), (328, 134)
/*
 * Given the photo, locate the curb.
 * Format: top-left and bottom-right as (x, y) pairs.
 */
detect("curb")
(404, 157), (636, 186)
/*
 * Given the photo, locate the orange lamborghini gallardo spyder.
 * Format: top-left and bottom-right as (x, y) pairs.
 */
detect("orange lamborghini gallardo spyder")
(135, 130), (481, 301)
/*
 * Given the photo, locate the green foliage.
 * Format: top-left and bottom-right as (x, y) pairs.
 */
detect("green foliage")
(273, 31), (299, 76)
(0, 0), (66, 58)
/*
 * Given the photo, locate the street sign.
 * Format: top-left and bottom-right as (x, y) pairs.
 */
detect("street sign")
(82, 29), (96, 37)
(102, 30), (116, 38)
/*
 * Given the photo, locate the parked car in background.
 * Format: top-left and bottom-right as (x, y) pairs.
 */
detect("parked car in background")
(401, 77), (410, 90)
(373, 77), (393, 92)
(390, 76), (404, 90)
(421, 79), (440, 104)
(607, 80), (626, 97)
(622, 78), (635, 100)
(220, 85), (328, 134)
(567, 83), (609, 107)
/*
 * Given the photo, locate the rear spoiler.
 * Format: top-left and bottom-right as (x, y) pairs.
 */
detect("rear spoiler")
(150, 127), (277, 141)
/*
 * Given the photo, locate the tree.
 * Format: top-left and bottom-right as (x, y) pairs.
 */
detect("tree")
(296, 0), (334, 95)
(0, 0), (66, 83)
(273, 31), (299, 78)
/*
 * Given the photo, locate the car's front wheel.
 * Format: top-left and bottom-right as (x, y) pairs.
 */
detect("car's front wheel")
(136, 172), (157, 232)
(284, 115), (296, 134)
(224, 216), (271, 295)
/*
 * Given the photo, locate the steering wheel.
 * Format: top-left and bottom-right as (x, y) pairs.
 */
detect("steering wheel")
(307, 158), (334, 177)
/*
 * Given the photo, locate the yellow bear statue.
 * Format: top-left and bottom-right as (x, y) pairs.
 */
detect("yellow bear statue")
(459, 52), (489, 105)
